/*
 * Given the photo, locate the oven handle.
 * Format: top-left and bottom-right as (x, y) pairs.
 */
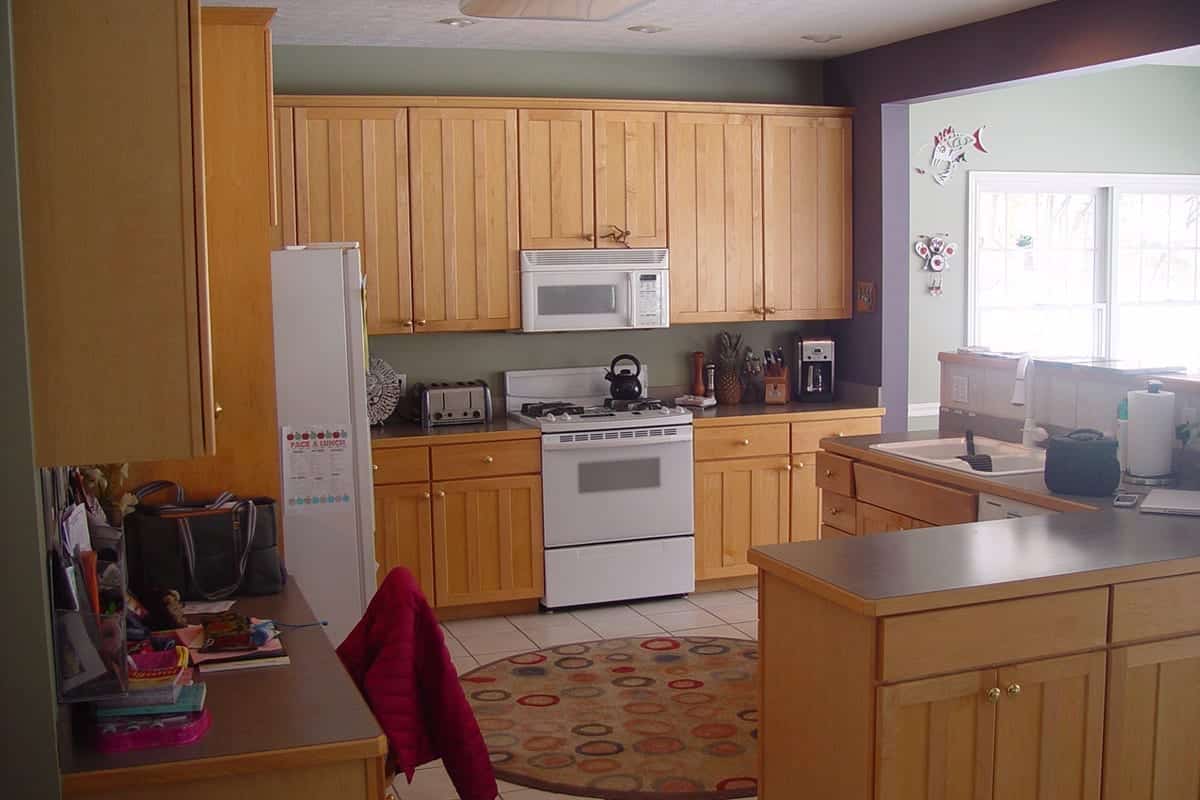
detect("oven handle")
(627, 272), (638, 328)
(541, 430), (694, 452)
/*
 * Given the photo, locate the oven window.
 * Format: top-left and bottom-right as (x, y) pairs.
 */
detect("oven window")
(538, 285), (617, 316)
(578, 458), (660, 493)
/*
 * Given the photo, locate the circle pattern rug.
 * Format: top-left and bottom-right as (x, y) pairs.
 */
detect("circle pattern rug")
(461, 636), (759, 800)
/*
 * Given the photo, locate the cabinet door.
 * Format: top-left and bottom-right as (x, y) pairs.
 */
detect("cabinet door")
(373, 484), (435, 599)
(294, 107), (413, 335)
(763, 116), (852, 320)
(16, 0), (213, 465)
(594, 110), (666, 248)
(269, 106), (298, 249)
(519, 109), (594, 249)
(790, 453), (819, 542)
(877, 668), (998, 800)
(1105, 635), (1200, 800)
(667, 112), (763, 323)
(856, 502), (914, 535)
(993, 652), (1105, 800)
(695, 455), (790, 580)
(433, 475), (544, 607)
(410, 108), (520, 332)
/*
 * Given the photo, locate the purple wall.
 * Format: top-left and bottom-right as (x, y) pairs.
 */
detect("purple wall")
(824, 0), (1200, 431)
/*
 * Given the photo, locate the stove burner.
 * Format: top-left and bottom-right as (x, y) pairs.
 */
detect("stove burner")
(603, 398), (666, 412)
(520, 402), (585, 418)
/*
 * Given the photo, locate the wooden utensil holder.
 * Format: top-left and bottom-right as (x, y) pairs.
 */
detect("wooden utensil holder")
(764, 370), (789, 405)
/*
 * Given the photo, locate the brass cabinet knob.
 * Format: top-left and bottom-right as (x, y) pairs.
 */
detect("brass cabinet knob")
(482, 455), (494, 464)
(765, 306), (778, 314)
(785, 464), (793, 471)
(796, 461), (805, 469)
(752, 306), (763, 314)
(423, 491), (431, 499)
(214, 402), (224, 418)
(741, 439), (751, 446)
(416, 319), (428, 326)
(436, 490), (446, 498)
(829, 507), (841, 516)
(838, 431), (846, 437)
(584, 233), (595, 242)
(824, 469), (834, 478)
(371, 464), (379, 472)
(404, 319), (414, 327)
(1006, 683), (1022, 697)
(985, 687), (1002, 704)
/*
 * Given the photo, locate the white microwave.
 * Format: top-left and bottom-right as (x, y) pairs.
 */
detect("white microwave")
(520, 248), (669, 332)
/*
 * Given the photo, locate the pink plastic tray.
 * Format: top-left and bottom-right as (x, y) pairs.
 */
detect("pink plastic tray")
(93, 709), (211, 753)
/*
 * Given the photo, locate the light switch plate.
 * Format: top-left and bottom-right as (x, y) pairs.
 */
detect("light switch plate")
(952, 375), (969, 404)
(397, 373), (407, 396)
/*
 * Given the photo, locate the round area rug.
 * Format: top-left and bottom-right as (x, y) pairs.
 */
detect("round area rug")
(461, 636), (758, 800)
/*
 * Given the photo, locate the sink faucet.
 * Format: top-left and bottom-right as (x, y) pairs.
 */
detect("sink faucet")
(1011, 355), (1048, 447)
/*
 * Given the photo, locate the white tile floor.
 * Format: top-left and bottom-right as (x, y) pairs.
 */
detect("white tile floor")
(395, 588), (760, 800)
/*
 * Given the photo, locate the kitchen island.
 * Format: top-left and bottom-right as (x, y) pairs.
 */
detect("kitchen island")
(749, 434), (1200, 800)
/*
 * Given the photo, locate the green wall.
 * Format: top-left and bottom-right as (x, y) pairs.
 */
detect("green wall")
(274, 44), (829, 396)
(274, 45), (822, 104)
(0, 1), (61, 795)
(908, 65), (1200, 409)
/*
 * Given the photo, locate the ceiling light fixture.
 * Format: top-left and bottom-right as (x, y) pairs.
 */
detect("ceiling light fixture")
(801, 33), (843, 44)
(437, 17), (478, 28)
(627, 24), (669, 34)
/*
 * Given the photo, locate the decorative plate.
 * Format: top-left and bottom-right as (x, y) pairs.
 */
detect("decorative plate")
(366, 357), (401, 425)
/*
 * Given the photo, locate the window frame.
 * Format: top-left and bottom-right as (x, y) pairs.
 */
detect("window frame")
(966, 170), (1200, 360)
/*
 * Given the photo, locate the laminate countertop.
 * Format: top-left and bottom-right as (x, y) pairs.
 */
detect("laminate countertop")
(749, 431), (1200, 617)
(58, 581), (386, 792)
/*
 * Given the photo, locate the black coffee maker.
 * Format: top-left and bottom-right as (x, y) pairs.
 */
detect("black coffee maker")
(796, 338), (835, 402)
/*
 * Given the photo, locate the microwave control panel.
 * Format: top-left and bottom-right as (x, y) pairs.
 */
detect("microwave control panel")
(634, 272), (666, 327)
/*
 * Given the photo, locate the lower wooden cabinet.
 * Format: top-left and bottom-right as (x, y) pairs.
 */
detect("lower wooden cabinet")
(857, 502), (918, 535)
(373, 483), (435, 598)
(877, 652), (1105, 800)
(1105, 635), (1200, 799)
(432, 474), (544, 607)
(790, 453), (819, 542)
(695, 455), (790, 579)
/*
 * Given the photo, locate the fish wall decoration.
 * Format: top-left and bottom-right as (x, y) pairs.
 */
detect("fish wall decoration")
(919, 125), (989, 185)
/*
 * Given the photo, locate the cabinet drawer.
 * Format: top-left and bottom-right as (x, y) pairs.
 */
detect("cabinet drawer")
(790, 415), (881, 453)
(1112, 573), (1200, 643)
(820, 524), (852, 541)
(821, 492), (857, 533)
(853, 463), (977, 526)
(878, 588), (1109, 682)
(815, 451), (855, 495)
(372, 446), (430, 484)
(432, 439), (541, 481)
(695, 423), (789, 461)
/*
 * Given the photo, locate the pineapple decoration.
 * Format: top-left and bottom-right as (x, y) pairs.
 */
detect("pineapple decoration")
(715, 331), (744, 406)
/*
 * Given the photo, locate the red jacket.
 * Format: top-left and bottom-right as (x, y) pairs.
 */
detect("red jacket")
(337, 568), (498, 800)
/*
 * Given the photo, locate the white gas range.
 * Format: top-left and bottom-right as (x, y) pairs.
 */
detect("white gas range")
(506, 367), (695, 608)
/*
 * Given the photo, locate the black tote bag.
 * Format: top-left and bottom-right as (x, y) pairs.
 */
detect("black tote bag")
(126, 481), (285, 601)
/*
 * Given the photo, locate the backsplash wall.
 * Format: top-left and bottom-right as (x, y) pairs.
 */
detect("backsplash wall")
(370, 320), (830, 396)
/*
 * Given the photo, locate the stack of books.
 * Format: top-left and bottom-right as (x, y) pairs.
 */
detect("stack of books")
(190, 635), (289, 673)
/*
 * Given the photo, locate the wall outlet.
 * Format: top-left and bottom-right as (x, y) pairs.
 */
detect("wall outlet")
(397, 373), (407, 396)
(952, 375), (970, 404)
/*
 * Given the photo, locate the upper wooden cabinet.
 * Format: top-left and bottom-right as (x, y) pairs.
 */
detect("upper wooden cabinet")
(763, 117), (853, 319)
(270, 107), (298, 250)
(519, 109), (595, 249)
(294, 107), (414, 335)
(15, 0), (213, 465)
(667, 112), (764, 323)
(594, 110), (667, 248)
(409, 108), (520, 332)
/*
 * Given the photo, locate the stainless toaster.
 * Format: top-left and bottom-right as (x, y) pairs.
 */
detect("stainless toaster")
(411, 380), (493, 427)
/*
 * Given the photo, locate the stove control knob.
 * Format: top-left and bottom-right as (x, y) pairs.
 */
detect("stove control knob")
(658, 408), (670, 415)
(545, 413), (556, 422)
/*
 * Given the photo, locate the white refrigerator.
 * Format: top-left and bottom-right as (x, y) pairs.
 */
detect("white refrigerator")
(271, 244), (376, 645)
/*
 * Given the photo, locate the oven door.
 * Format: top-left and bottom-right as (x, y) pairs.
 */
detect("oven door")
(521, 268), (635, 332)
(541, 426), (694, 548)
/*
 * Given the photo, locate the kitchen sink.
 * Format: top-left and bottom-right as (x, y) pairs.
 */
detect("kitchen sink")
(870, 437), (1046, 476)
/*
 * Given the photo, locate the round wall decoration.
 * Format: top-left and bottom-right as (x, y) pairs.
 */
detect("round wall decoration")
(366, 357), (401, 425)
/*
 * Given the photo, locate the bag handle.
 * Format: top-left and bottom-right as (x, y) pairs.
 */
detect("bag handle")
(177, 496), (259, 600)
(133, 480), (185, 504)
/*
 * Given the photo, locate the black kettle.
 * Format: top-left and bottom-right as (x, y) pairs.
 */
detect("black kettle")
(605, 354), (643, 401)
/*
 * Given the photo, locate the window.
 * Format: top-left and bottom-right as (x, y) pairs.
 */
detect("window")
(968, 172), (1200, 370)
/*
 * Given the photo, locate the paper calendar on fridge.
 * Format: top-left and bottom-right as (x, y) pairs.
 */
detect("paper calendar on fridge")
(282, 425), (354, 511)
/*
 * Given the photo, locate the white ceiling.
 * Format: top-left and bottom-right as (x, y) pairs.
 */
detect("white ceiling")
(204, 0), (1058, 59)
(1140, 45), (1200, 67)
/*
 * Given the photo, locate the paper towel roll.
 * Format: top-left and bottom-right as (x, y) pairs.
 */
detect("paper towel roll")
(1127, 385), (1176, 477)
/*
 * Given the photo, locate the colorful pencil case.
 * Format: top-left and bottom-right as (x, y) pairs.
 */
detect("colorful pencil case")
(93, 709), (211, 753)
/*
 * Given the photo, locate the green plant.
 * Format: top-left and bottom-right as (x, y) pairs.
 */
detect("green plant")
(1179, 422), (1200, 450)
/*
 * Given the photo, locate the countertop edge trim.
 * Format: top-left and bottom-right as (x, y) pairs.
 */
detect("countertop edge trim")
(747, 550), (876, 616)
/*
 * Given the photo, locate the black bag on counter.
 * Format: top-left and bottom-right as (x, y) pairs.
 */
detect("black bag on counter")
(125, 481), (286, 600)
(1044, 429), (1122, 497)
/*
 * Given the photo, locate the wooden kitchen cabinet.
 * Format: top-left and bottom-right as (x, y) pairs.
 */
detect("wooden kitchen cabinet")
(15, 0), (213, 465)
(763, 116), (853, 320)
(695, 455), (790, 579)
(519, 109), (595, 249)
(790, 453), (820, 542)
(1105, 635), (1200, 799)
(432, 474), (544, 607)
(856, 503), (919, 536)
(294, 107), (413, 335)
(409, 108), (520, 331)
(667, 112), (763, 323)
(594, 110), (667, 248)
(126, 8), (282, 502)
(876, 668), (998, 800)
(373, 483), (435, 597)
(270, 106), (297, 250)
